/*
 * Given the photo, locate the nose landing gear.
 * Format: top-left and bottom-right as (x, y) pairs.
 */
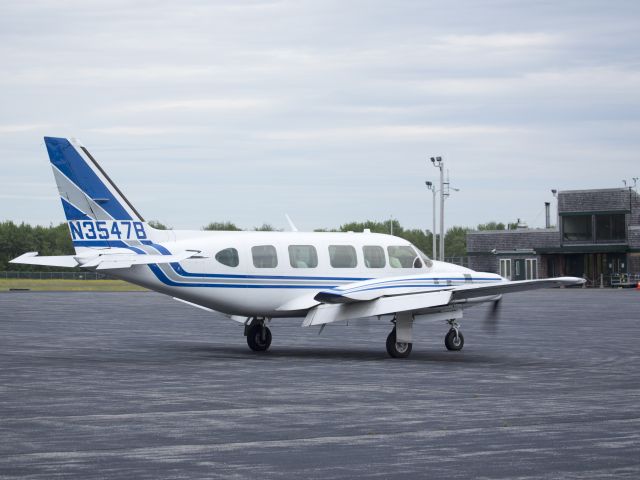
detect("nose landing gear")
(444, 320), (464, 351)
(245, 318), (272, 352)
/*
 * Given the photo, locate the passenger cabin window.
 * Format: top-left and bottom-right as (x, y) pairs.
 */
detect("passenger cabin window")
(252, 245), (278, 268)
(215, 247), (239, 267)
(329, 245), (357, 268)
(363, 245), (385, 268)
(388, 246), (421, 268)
(289, 245), (318, 268)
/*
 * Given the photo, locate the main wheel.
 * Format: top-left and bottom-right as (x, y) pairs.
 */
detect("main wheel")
(386, 328), (412, 358)
(247, 324), (272, 352)
(444, 329), (464, 351)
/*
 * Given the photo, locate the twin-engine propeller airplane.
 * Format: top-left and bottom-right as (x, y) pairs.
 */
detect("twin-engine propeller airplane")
(12, 137), (585, 357)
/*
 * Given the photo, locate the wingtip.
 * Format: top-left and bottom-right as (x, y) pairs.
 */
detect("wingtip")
(9, 252), (38, 263)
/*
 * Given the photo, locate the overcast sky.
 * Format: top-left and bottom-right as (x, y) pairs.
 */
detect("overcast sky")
(1, 0), (639, 231)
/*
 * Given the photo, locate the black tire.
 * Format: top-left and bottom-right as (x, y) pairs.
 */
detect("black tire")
(386, 328), (412, 358)
(444, 329), (464, 351)
(247, 324), (272, 352)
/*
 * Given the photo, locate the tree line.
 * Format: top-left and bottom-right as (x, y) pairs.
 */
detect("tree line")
(0, 219), (514, 271)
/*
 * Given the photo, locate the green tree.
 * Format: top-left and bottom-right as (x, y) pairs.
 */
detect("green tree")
(477, 221), (506, 231)
(254, 223), (280, 231)
(444, 226), (470, 258)
(0, 221), (73, 271)
(336, 220), (434, 257)
(202, 221), (242, 231)
(148, 220), (171, 230)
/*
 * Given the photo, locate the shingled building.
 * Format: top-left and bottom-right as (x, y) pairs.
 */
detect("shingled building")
(466, 188), (640, 284)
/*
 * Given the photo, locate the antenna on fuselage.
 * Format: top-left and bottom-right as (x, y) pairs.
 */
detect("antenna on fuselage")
(285, 213), (299, 232)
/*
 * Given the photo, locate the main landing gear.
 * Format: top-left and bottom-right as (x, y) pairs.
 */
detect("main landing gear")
(386, 328), (412, 358)
(444, 320), (464, 351)
(245, 318), (272, 352)
(385, 316), (465, 358)
(386, 312), (413, 358)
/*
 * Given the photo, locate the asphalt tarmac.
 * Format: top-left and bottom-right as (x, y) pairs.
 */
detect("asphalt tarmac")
(1, 289), (639, 479)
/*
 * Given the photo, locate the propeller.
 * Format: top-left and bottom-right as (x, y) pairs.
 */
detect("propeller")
(483, 295), (503, 334)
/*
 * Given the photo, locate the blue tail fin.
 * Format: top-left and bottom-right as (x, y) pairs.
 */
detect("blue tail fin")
(44, 137), (156, 251)
(45, 136), (144, 222)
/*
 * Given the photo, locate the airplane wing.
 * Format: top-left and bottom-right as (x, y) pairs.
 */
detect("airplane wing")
(301, 275), (584, 327)
(10, 249), (201, 270)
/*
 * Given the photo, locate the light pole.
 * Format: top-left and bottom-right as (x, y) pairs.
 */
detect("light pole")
(425, 181), (437, 260)
(430, 156), (444, 260)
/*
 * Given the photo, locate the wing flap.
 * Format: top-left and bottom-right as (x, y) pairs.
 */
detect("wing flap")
(303, 290), (452, 326)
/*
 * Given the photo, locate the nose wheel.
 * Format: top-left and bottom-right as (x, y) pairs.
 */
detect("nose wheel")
(246, 322), (272, 352)
(444, 327), (464, 351)
(386, 328), (412, 358)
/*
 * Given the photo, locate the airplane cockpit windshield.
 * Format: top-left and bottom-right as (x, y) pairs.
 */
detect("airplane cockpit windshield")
(416, 247), (433, 269)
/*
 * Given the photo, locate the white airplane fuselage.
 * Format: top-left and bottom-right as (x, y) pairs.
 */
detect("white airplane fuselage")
(109, 229), (492, 317)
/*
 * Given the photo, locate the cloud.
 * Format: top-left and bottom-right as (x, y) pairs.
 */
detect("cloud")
(87, 126), (206, 136)
(259, 124), (526, 142)
(0, 124), (52, 134)
(1, 1), (639, 230)
(435, 33), (561, 50)
(108, 98), (276, 114)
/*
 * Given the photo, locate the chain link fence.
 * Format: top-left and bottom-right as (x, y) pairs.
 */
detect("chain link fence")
(0, 271), (111, 280)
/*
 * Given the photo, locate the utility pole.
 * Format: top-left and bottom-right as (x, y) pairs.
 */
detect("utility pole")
(425, 181), (437, 260)
(430, 157), (444, 260)
(429, 157), (459, 261)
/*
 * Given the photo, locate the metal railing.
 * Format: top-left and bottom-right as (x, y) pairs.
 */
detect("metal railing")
(609, 273), (640, 288)
(444, 257), (470, 268)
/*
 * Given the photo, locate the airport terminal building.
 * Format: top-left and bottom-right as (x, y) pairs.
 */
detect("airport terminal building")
(466, 188), (640, 285)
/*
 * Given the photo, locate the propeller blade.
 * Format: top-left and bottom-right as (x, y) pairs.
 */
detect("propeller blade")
(483, 296), (502, 334)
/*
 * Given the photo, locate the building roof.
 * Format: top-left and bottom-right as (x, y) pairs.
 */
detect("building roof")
(558, 188), (639, 214)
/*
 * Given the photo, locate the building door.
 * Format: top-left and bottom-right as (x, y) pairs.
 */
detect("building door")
(499, 259), (511, 280)
(564, 254), (584, 277)
(513, 259), (526, 281)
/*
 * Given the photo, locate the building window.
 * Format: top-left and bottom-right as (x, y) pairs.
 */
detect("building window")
(363, 246), (386, 268)
(329, 245), (357, 268)
(595, 214), (626, 242)
(500, 259), (511, 280)
(288, 245), (318, 268)
(388, 246), (420, 268)
(252, 245), (278, 268)
(563, 215), (592, 241)
(215, 247), (239, 267)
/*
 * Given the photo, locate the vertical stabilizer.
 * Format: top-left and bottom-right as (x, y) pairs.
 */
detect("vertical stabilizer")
(43, 136), (167, 252)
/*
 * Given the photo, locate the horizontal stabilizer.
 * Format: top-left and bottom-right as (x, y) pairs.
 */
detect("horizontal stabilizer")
(11, 249), (200, 271)
(10, 252), (79, 268)
(303, 291), (453, 326)
(81, 250), (200, 270)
